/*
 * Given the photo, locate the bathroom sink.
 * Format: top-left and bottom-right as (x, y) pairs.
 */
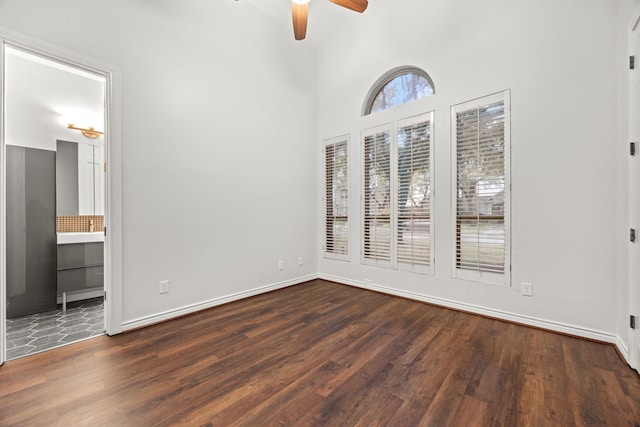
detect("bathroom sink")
(57, 232), (104, 245)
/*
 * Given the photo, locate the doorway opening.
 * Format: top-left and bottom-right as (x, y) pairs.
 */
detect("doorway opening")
(3, 45), (107, 360)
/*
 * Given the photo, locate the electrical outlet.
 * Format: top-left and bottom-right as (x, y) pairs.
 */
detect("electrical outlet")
(521, 282), (533, 297)
(278, 260), (284, 270)
(159, 280), (169, 294)
(298, 257), (303, 266)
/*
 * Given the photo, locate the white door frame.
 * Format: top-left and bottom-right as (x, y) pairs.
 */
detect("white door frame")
(628, 8), (640, 373)
(0, 28), (123, 365)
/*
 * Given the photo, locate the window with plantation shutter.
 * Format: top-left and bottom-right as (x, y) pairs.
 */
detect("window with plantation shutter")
(324, 136), (349, 260)
(452, 91), (510, 285)
(363, 125), (392, 267)
(362, 114), (434, 273)
(396, 113), (433, 272)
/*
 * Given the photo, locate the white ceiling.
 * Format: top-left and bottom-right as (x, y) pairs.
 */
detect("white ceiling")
(5, 46), (105, 150)
(241, 0), (352, 47)
(6, 47), (105, 124)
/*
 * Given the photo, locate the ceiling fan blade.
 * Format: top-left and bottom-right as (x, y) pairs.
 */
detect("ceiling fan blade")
(292, 2), (309, 40)
(329, 0), (368, 13)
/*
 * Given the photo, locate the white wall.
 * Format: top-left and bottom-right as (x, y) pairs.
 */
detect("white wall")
(0, 0), (319, 325)
(318, 0), (626, 341)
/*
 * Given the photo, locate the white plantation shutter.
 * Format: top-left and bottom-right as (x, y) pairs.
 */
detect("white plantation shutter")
(452, 91), (510, 285)
(396, 113), (433, 273)
(324, 136), (349, 260)
(363, 125), (392, 266)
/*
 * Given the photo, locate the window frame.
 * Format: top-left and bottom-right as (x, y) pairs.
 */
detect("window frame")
(362, 112), (435, 274)
(323, 135), (351, 261)
(362, 66), (435, 116)
(362, 124), (393, 268)
(395, 112), (435, 274)
(451, 90), (511, 286)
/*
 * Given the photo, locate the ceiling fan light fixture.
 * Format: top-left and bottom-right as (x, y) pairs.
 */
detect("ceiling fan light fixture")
(292, 0), (309, 40)
(291, 0), (367, 41)
(329, 0), (368, 13)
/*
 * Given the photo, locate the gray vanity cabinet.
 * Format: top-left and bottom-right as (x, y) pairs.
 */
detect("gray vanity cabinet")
(57, 242), (104, 295)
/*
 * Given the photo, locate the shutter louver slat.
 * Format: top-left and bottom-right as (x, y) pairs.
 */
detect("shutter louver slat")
(396, 119), (431, 269)
(455, 99), (506, 275)
(324, 140), (349, 257)
(364, 130), (391, 262)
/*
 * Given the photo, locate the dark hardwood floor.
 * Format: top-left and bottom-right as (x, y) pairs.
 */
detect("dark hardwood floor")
(0, 279), (639, 426)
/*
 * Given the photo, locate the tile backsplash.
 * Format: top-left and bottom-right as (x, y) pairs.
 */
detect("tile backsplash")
(56, 215), (104, 233)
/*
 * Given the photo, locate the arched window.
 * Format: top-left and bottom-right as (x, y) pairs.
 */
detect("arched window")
(362, 66), (434, 115)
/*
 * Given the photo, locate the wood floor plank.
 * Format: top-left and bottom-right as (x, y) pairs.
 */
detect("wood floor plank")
(0, 279), (638, 426)
(449, 395), (488, 426)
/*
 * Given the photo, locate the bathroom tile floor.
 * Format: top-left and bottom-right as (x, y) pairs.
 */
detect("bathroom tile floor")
(6, 298), (104, 360)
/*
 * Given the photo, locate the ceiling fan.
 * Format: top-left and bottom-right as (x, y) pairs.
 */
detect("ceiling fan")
(292, 0), (368, 40)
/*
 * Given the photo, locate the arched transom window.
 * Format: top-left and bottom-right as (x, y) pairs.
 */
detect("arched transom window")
(363, 66), (434, 115)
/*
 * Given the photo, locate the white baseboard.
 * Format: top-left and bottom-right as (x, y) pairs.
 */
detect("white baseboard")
(121, 274), (317, 331)
(319, 273), (631, 363)
(614, 335), (630, 363)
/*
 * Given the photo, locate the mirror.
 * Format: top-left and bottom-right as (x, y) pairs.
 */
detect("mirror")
(56, 140), (104, 216)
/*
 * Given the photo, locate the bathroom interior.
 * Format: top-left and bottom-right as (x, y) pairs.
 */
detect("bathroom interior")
(4, 46), (106, 360)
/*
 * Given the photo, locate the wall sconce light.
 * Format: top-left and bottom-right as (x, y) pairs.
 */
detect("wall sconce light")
(67, 124), (104, 139)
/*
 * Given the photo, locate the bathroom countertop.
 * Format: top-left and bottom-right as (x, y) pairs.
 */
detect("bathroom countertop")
(57, 232), (105, 245)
